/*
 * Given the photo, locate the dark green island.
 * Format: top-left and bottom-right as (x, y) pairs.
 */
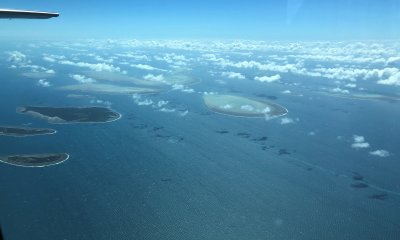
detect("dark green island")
(17, 106), (121, 124)
(0, 126), (56, 137)
(0, 153), (69, 167)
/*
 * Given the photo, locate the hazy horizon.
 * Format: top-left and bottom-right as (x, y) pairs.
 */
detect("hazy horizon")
(1, 0), (400, 40)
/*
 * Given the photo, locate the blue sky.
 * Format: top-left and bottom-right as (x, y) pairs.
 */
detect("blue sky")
(1, 0), (399, 40)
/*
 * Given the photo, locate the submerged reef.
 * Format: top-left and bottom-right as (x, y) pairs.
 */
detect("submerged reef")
(278, 149), (291, 155)
(350, 183), (369, 188)
(203, 94), (287, 118)
(368, 193), (388, 200)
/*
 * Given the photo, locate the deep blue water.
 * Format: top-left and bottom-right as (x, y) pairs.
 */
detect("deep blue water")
(1, 44), (400, 240)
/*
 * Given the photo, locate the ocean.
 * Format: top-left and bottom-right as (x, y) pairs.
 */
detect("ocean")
(0, 41), (399, 239)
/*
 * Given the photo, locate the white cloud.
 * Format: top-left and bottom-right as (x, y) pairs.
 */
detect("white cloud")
(377, 72), (400, 86)
(260, 107), (271, 113)
(7, 51), (27, 63)
(42, 53), (64, 62)
(90, 99), (112, 106)
(345, 83), (357, 88)
(354, 135), (365, 143)
(369, 149), (390, 157)
(37, 79), (51, 87)
(331, 87), (349, 94)
(144, 74), (164, 82)
(43, 56), (56, 62)
(69, 74), (96, 83)
(59, 60), (121, 72)
(160, 107), (176, 113)
(157, 100), (169, 108)
(387, 56), (400, 65)
(28, 40), (400, 89)
(136, 99), (154, 106)
(351, 135), (370, 149)
(282, 90), (292, 94)
(116, 53), (150, 61)
(171, 84), (194, 93)
(219, 59), (295, 72)
(280, 117), (294, 125)
(222, 71), (245, 79)
(254, 74), (281, 83)
(131, 64), (166, 71)
(352, 142), (370, 148)
(181, 88), (194, 93)
(132, 94), (141, 100)
(221, 104), (233, 109)
(240, 105), (254, 111)
(132, 94), (154, 106)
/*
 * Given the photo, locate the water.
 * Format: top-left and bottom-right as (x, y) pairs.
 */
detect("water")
(0, 41), (399, 239)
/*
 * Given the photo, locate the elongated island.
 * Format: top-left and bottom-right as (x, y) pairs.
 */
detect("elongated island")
(0, 153), (69, 167)
(0, 126), (56, 137)
(17, 106), (121, 124)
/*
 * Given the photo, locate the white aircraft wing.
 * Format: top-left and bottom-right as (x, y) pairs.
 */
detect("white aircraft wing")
(0, 9), (59, 19)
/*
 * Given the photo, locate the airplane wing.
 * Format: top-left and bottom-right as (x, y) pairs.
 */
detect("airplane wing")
(0, 9), (59, 19)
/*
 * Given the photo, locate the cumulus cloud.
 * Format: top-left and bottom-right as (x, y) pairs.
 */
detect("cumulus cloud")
(221, 104), (233, 109)
(351, 135), (370, 149)
(5, 51), (58, 76)
(131, 64), (166, 71)
(37, 79), (51, 87)
(131, 94), (181, 115)
(280, 117), (294, 125)
(7, 51), (27, 63)
(377, 72), (400, 86)
(43, 54), (66, 63)
(136, 99), (154, 106)
(158, 53), (188, 64)
(69, 74), (95, 83)
(354, 135), (365, 143)
(369, 150), (390, 157)
(222, 71), (245, 79)
(144, 74), (164, 82)
(386, 56), (400, 65)
(331, 87), (349, 94)
(156, 100), (169, 108)
(171, 84), (194, 93)
(116, 53), (150, 61)
(240, 105), (255, 111)
(90, 99), (112, 106)
(345, 83), (357, 88)
(254, 74), (281, 83)
(282, 90), (292, 94)
(43, 56), (56, 62)
(59, 60), (122, 72)
(159, 107), (176, 113)
(132, 94), (154, 106)
(260, 107), (271, 114)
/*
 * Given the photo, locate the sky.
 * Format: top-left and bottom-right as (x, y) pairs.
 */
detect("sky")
(0, 0), (399, 40)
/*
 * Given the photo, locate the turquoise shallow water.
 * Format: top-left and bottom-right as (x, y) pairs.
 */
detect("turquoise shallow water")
(0, 46), (400, 239)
